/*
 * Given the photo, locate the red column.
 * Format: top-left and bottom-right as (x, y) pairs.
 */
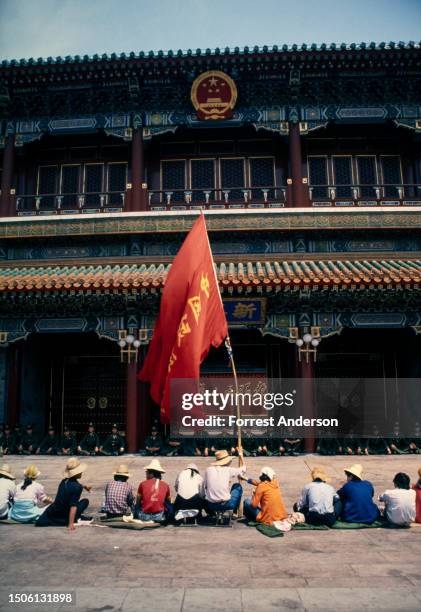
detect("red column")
(130, 127), (146, 211)
(125, 361), (139, 452)
(1, 133), (15, 216)
(6, 343), (21, 425)
(288, 122), (309, 207)
(296, 354), (316, 452)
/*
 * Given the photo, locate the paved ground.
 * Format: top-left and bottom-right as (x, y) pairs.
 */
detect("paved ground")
(0, 455), (420, 612)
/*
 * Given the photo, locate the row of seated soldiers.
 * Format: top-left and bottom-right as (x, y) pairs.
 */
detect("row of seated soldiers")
(2, 422), (420, 457)
(0, 422), (125, 456)
(143, 425), (421, 457)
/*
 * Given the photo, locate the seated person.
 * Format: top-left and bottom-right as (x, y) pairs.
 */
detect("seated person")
(368, 425), (391, 455)
(0, 464), (16, 519)
(317, 438), (341, 456)
(10, 464), (52, 523)
(174, 463), (205, 514)
(18, 424), (40, 455)
(243, 466), (287, 525)
(1, 425), (16, 455)
(294, 467), (340, 526)
(407, 423), (421, 454)
(165, 435), (182, 456)
(102, 464), (135, 518)
(389, 423), (410, 454)
(413, 467), (421, 524)
(142, 426), (164, 456)
(135, 459), (171, 522)
(337, 463), (380, 524)
(59, 426), (77, 455)
(13, 424), (23, 450)
(36, 458), (91, 529)
(342, 432), (364, 455)
(281, 429), (303, 456)
(379, 472), (416, 526)
(37, 426), (60, 455)
(203, 449), (245, 515)
(99, 424), (125, 456)
(78, 423), (99, 456)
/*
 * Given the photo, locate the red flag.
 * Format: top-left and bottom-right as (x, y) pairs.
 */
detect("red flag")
(139, 214), (228, 423)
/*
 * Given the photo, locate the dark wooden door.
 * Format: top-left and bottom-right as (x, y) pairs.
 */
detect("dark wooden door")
(62, 356), (125, 437)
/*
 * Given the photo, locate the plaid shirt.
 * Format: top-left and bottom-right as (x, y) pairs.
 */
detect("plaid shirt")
(104, 480), (135, 515)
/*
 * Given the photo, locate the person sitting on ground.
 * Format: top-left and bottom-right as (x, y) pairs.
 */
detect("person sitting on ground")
(317, 438), (341, 456)
(407, 423), (421, 454)
(37, 426), (60, 455)
(243, 466), (287, 525)
(10, 464), (52, 523)
(0, 464), (16, 520)
(343, 431), (364, 456)
(173, 463), (205, 515)
(135, 459), (172, 522)
(281, 429), (303, 456)
(368, 425), (391, 455)
(18, 424), (40, 455)
(142, 426), (164, 456)
(102, 464), (135, 518)
(413, 467), (421, 524)
(379, 472), (416, 527)
(36, 458), (91, 530)
(337, 463), (380, 524)
(1, 424), (16, 455)
(99, 424), (125, 456)
(78, 423), (100, 456)
(294, 467), (341, 526)
(13, 424), (23, 450)
(389, 423), (410, 455)
(60, 426), (77, 456)
(203, 449), (245, 516)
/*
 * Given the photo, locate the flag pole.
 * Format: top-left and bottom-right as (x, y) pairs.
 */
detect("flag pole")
(201, 212), (242, 454)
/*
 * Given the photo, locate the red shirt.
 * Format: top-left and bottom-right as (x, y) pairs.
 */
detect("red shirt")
(413, 483), (421, 524)
(138, 479), (170, 514)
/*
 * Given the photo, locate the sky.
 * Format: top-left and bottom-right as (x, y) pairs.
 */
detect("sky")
(0, 0), (420, 60)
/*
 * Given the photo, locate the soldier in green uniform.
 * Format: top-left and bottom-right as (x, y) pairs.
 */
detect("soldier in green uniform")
(407, 422), (421, 454)
(13, 424), (23, 449)
(37, 426), (60, 455)
(342, 430), (364, 455)
(78, 422), (100, 456)
(282, 428), (303, 455)
(317, 437), (341, 455)
(99, 424), (126, 456)
(1, 424), (16, 455)
(141, 426), (164, 456)
(59, 426), (77, 455)
(367, 425), (391, 455)
(389, 423), (410, 455)
(18, 423), (40, 455)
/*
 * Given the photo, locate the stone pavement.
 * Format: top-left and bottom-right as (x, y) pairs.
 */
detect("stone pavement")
(0, 455), (420, 612)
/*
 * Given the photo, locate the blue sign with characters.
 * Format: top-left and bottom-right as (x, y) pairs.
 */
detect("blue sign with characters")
(223, 298), (266, 325)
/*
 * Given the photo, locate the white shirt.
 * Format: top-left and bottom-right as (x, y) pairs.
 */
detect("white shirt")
(14, 481), (47, 504)
(297, 481), (339, 514)
(379, 488), (416, 525)
(204, 464), (246, 503)
(0, 478), (16, 517)
(175, 469), (204, 500)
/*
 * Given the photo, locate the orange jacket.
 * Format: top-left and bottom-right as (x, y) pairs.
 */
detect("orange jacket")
(251, 479), (288, 525)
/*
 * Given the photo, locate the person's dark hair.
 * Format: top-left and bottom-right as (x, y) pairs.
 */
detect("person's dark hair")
(259, 473), (271, 482)
(189, 469), (199, 478)
(114, 474), (128, 482)
(21, 477), (32, 491)
(147, 469), (162, 480)
(393, 472), (410, 490)
(345, 472), (360, 482)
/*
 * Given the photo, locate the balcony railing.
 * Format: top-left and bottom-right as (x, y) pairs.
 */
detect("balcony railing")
(15, 191), (125, 215)
(309, 183), (421, 207)
(148, 187), (286, 210)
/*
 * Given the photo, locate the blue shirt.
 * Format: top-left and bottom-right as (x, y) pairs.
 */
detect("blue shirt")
(337, 479), (380, 524)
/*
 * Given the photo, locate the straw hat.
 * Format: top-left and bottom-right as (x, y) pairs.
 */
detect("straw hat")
(260, 466), (276, 481)
(311, 467), (330, 482)
(0, 464), (15, 479)
(211, 450), (233, 466)
(144, 458), (165, 473)
(24, 464), (41, 480)
(113, 464), (131, 477)
(345, 463), (363, 480)
(63, 457), (87, 478)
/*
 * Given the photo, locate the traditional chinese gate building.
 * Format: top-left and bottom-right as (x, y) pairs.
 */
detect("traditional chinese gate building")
(1, 41), (421, 450)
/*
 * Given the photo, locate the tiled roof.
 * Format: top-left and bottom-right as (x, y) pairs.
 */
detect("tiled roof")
(2, 41), (419, 68)
(1, 259), (421, 293)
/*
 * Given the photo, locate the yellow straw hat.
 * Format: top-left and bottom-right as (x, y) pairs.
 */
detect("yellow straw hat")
(63, 457), (87, 478)
(0, 464), (15, 479)
(24, 465), (41, 480)
(311, 467), (330, 482)
(211, 450), (233, 466)
(344, 464), (363, 480)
